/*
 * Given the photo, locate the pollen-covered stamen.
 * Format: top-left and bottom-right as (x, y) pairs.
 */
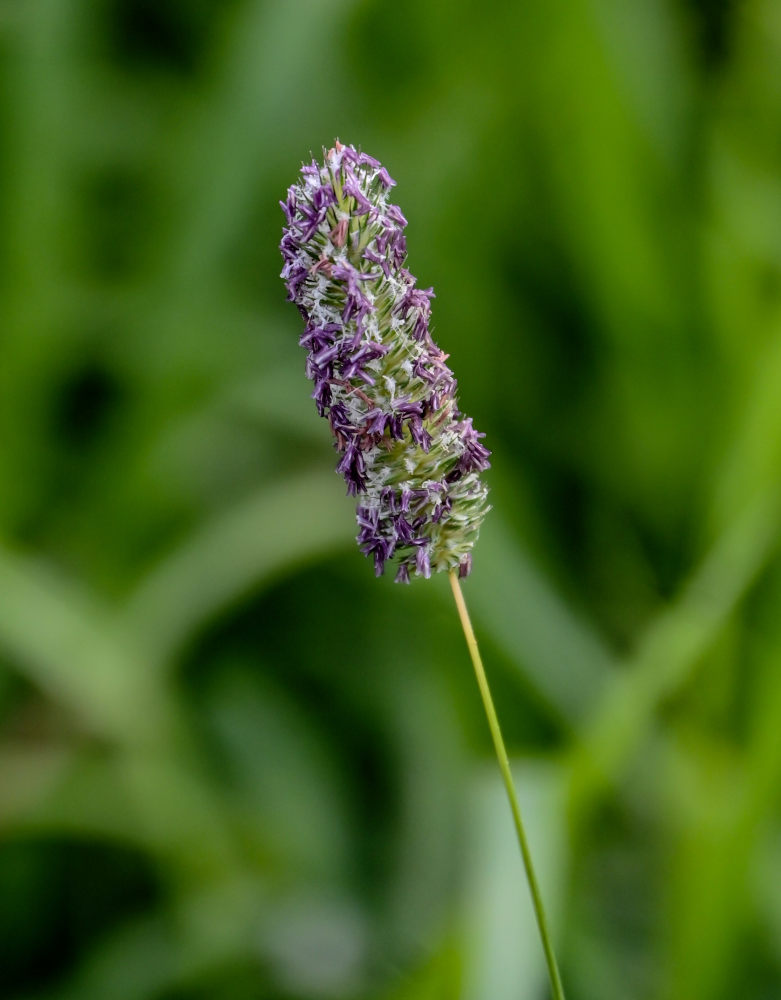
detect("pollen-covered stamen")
(330, 218), (348, 247)
(310, 255), (333, 277)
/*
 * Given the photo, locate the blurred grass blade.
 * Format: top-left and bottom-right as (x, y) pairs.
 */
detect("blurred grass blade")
(462, 759), (567, 1000)
(155, 0), (357, 293)
(466, 513), (617, 726)
(665, 587), (781, 998)
(0, 543), (167, 742)
(709, 313), (781, 534)
(570, 488), (780, 811)
(121, 469), (353, 667)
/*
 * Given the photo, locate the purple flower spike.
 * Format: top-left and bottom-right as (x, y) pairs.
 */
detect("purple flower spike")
(280, 140), (490, 581)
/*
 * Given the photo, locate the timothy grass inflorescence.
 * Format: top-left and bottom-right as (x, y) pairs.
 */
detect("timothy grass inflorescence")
(280, 141), (490, 581)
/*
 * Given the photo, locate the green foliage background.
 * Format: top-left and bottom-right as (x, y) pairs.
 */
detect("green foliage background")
(2, 1), (781, 997)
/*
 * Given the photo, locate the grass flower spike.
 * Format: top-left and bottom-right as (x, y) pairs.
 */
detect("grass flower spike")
(280, 141), (490, 581)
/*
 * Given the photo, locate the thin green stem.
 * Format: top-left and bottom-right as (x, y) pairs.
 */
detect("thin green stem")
(449, 570), (566, 1000)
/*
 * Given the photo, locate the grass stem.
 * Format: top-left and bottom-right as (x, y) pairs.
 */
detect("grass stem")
(449, 570), (566, 1000)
